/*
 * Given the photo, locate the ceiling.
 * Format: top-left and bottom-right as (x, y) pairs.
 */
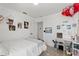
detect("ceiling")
(0, 3), (73, 18)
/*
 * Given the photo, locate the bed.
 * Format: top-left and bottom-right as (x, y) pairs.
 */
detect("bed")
(0, 38), (47, 56)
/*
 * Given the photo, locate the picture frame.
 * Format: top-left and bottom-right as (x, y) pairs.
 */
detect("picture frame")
(57, 33), (63, 38)
(24, 21), (29, 29)
(62, 24), (65, 26)
(44, 27), (52, 33)
(57, 25), (60, 29)
(67, 25), (71, 29)
(9, 25), (16, 31)
(12, 25), (16, 31)
(63, 21), (68, 23)
(9, 25), (12, 31)
(72, 24), (76, 27)
(17, 22), (22, 29)
(7, 18), (13, 25)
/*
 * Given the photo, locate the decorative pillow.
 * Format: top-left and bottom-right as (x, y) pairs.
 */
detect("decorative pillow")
(0, 44), (8, 56)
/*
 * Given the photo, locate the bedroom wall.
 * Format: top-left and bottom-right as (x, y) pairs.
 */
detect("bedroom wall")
(0, 7), (37, 41)
(36, 12), (79, 47)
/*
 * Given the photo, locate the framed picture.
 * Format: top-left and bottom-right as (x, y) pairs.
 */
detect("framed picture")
(57, 25), (60, 29)
(9, 25), (16, 31)
(67, 25), (71, 29)
(7, 18), (13, 25)
(62, 24), (65, 26)
(17, 23), (22, 29)
(44, 27), (52, 33)
(57, 33), (63, 38)
(24, 21), (29, 29)
(63, 21), (68, 23)
(12, 25), (16, 31)
(9, 25), (12, 31)
(72, 24), (76, 27)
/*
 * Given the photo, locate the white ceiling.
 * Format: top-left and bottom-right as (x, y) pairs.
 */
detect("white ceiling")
(0, 3), (73, 18)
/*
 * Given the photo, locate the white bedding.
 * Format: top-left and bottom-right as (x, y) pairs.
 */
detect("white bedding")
(24, 38), (47, 54)
(0, 38), (47, 56)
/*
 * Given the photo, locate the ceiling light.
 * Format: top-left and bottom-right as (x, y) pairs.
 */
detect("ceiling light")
(33, 2), (39, 5)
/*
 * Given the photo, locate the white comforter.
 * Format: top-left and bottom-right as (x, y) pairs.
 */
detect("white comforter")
(0, 39), (47, 56)
(25, 38), (47, 54)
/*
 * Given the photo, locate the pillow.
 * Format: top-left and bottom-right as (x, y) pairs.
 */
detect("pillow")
(0, 44), (8, 56)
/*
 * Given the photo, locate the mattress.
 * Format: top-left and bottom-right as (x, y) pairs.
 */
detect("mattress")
(0, 39), (47, 56)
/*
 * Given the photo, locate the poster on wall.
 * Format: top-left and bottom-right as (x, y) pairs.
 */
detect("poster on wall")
(44, 27), (52, 33)
(24, 21), (29, 29)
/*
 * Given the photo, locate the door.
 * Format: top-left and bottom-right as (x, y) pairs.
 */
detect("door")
(37, 22), (43, 40)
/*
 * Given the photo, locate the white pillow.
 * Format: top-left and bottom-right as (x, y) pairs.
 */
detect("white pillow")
(0, 44), (8, 56)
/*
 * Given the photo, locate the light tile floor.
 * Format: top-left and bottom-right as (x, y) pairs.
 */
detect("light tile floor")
(40, 46), (66, 56)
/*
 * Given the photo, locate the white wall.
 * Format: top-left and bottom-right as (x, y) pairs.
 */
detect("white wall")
(0, 7), (37, 41)
(0, 7), (79, 48)
(36, 12), (79, 47)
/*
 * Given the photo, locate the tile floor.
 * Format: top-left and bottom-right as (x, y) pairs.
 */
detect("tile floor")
(40, 46), (66, 56)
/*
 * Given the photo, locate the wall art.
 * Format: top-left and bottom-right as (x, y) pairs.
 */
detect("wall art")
(7, 18), (16, 31)
(57, 33), (63, 38)
(72, 24), (77, 27)
(9, 25), (16, 31)
(67, 25), (71, 29)
(62, 24), (65, 26)
(24, 21), (29, 29)
(44, 27), (52, 33)
(57, 25), (60, 29)
(7, 18), (13, 25)
(63, 21), (68, 23)
(17, 22), (22, 29)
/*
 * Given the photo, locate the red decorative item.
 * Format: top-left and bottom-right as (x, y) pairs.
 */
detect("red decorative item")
(62, 6), (72, 17)
(73, 3), (79, 13)
(62, 3), (79, 17)
(69, 7), (74, 16)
